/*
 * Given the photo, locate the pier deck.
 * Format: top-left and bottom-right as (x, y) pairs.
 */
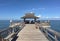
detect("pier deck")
(16, 24), (49, 41)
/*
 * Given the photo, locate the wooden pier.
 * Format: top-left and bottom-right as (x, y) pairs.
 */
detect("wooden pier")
(0, 22), (25, 41)
(0, 22), (60, 41)
(16, 24), (49, 41)
(0, 13), (60, 41)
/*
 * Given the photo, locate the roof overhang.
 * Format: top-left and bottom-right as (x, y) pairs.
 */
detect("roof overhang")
(21, 12), (39, 19)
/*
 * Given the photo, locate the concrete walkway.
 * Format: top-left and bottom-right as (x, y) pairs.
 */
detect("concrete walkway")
(16, 24), (49, 41)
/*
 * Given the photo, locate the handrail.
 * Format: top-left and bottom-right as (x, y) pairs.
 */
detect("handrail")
(46, 28), (60, 37)
(0, 27), (13, 38)
(39, 26), (60, 41)
(0, 22), (25, 41)
(35, 21), (60, 41)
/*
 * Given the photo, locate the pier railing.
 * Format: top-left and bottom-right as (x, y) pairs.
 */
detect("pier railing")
(35, 21), (60, 41)
(39, 23), (60, 41)
(0, 22), (25, 41)
(39, 26), (60, 41)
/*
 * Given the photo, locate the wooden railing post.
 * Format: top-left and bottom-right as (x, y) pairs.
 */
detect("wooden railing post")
(0, 22), (25, 41)
(12, 28), (14, 33)
(0, 37), (4, 41)
(44, 29), (48, 37)
(55, 35), (58, 41)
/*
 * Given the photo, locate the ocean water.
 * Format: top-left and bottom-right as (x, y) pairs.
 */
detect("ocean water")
(0, 20), (60, 32)
(50, 20), (60, 32)
(0, 20), (22, 31)
(0, 20), (10, 30)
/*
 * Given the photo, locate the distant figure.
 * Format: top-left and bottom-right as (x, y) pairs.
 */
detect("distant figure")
(31, 20), (34, 24)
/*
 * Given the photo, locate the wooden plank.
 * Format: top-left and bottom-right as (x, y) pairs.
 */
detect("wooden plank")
(16, 24), (49, 41)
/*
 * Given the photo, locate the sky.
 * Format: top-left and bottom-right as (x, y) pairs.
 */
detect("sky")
(0, 0), (60, 20)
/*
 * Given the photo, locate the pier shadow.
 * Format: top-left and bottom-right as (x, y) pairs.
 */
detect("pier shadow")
(11, 35), (19, 41)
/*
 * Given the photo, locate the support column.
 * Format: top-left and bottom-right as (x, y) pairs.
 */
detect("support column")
(24, 18), (26, 22)
(34, 18), (36, 22)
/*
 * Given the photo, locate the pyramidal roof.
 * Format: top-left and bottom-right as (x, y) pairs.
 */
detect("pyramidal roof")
(21, 12), (39, 19)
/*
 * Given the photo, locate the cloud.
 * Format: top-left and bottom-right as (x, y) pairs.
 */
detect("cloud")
(31, 8), (45, 11)
(53, 17), (60, 18)
(36, 15), (60, 20)
(43, 16), (60, 18)
(24, 8), (45, 13)
(36, 16), (50, 19)
(37, 15), (41, 17)
(45, 17), (49, 18)
(32, 8), (45, 10)
(41, 16), (50, 19)
(32, 8), (35, 10)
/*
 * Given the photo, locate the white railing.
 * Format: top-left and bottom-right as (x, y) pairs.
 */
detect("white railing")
(39, 27), (60, 41)
(0, 22), (25, 41)
(35, 21), (60, 41)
